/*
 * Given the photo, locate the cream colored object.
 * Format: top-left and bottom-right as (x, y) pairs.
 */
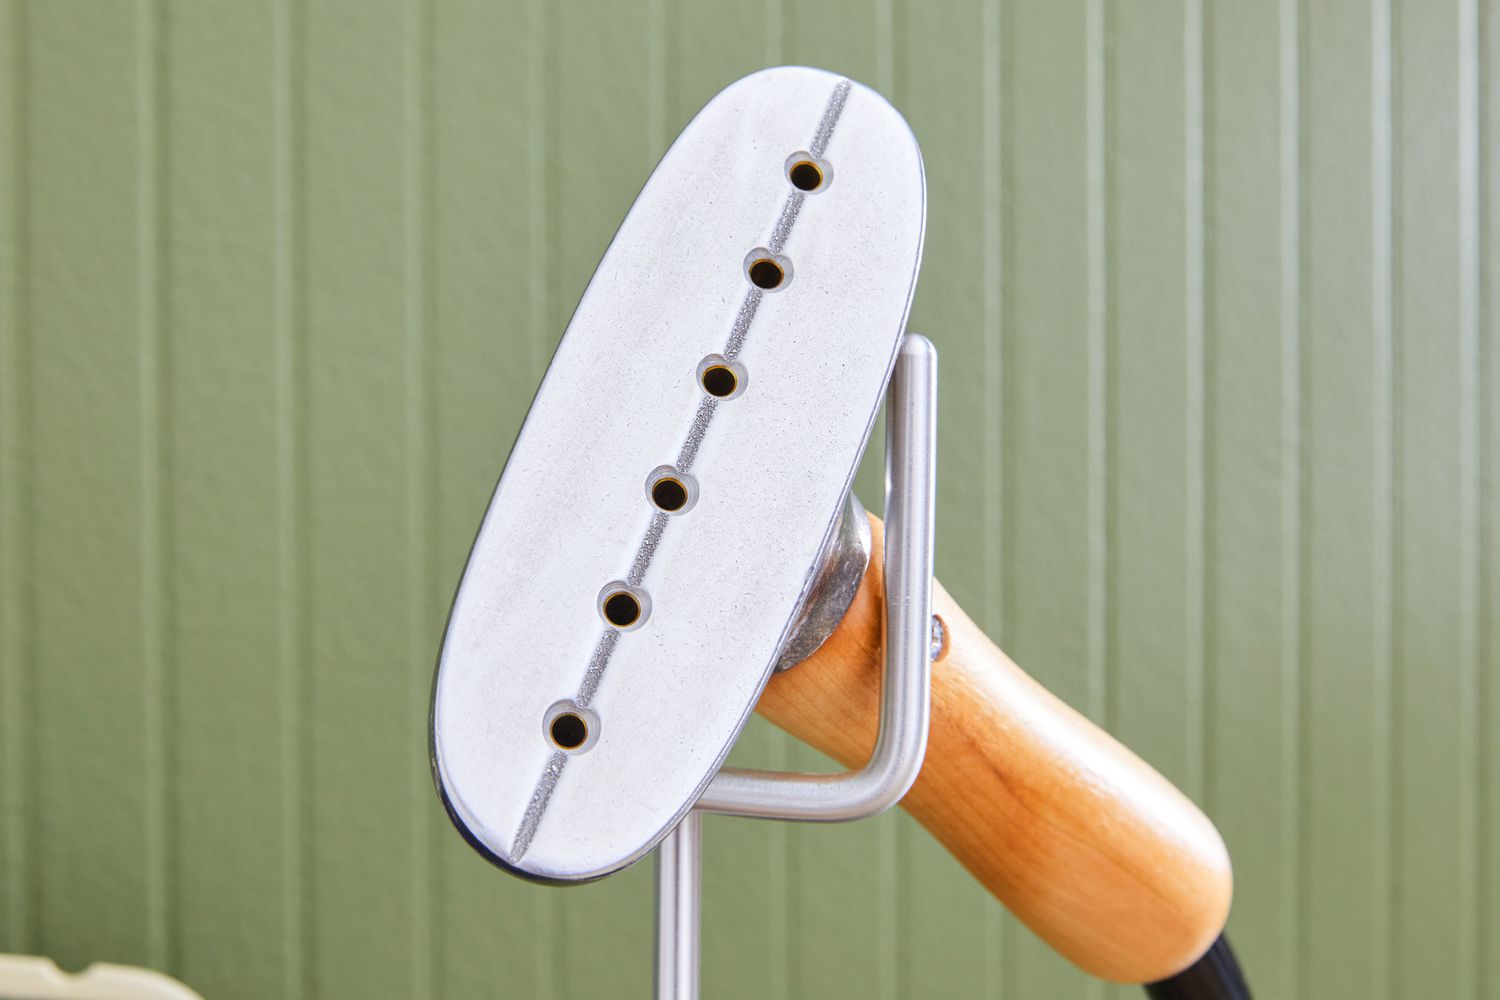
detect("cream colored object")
(0, 956), (202, 1000)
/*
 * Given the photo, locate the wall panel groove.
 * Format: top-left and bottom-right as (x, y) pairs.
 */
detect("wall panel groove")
(272, 0), (312, 994)
(402, 2), (438, 998)
(0, 0), (34, 959)
(1279, 0), (1305, 995)
(1370, 1), (1396, 996)
(137, 0), (173, 973)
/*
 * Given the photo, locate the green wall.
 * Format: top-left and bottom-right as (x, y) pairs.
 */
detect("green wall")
(1, 1), (1495, 997)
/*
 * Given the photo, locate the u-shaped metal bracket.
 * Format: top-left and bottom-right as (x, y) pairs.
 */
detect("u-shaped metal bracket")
(655, 332), (938, 999)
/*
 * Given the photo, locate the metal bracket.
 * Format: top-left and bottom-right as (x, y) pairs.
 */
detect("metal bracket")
(654, 333), (937, 999)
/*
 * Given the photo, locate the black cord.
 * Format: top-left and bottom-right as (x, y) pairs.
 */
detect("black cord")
(1143, 935), (1252, 1000)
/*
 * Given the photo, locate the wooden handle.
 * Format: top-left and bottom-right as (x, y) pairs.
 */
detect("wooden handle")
(756, 516), (1232, 984)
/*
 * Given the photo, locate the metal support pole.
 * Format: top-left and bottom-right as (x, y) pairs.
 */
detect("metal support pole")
(654, 811), (701, 1000)
(653, 333), (938, 998)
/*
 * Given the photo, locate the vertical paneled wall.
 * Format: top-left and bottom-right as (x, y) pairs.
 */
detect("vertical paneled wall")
(0, 1), (1494, 998)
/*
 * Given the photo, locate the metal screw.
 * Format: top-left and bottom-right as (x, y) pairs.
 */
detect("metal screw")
(929, 614), (945, 661)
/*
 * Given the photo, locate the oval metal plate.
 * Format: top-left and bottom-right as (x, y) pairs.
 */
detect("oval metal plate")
(431, 66), (925, 882)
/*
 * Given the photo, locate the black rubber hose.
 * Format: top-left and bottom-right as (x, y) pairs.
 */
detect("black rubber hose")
(1143, 935), (1251, 1000)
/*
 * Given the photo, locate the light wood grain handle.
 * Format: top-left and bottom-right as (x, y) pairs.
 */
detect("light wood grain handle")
(756, 517), (1232, 984)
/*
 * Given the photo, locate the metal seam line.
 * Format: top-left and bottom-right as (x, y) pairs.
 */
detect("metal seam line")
(720, 287), (764, 364)
(511, 78), (853, 861)
(575, 628), (621, 708)
(674, 396), (718, 475)
(767, 192), (804, 257)
(627, 512), (672, 588)
(511, 751), (568, 860)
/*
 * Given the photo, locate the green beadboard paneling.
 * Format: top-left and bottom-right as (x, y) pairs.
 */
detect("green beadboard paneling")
(1200, 0), (1290, 991)
(19, 0), (162, 970)
(166, 3), (289, 995)
(1484, 0), (1499, 987)
(0, 0), (25, 957)
(1, 1), (1494, 998)
(1302, 2), (1387, 996)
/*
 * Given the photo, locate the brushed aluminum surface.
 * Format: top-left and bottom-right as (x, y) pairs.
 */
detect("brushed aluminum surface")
(430, 66), (925, 882)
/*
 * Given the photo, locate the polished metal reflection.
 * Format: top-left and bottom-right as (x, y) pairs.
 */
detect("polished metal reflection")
(773, 491), (872, 672)
(654, 811), (701, 1000)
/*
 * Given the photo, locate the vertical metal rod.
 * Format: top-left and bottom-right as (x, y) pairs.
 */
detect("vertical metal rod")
(654, 810), (701, 1000)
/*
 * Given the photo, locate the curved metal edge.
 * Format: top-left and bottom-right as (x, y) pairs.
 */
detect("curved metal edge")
(772, 491), (872, 672)
(694, 332), (937, 822)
